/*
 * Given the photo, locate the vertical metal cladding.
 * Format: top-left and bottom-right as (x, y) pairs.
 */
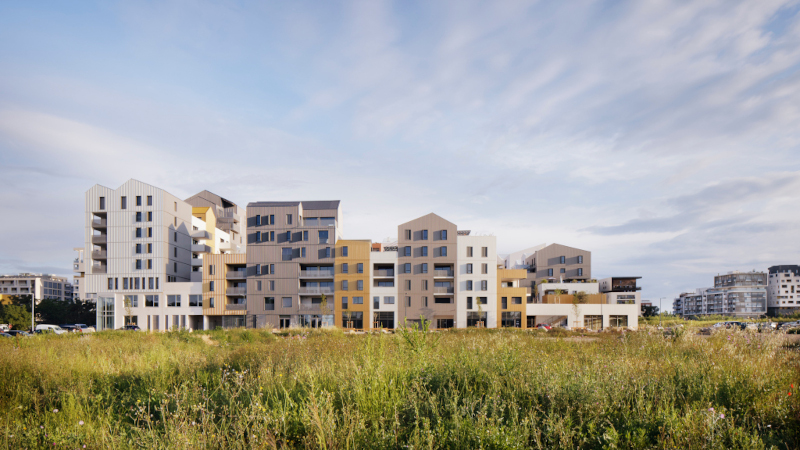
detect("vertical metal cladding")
(335, 240), (371, 329)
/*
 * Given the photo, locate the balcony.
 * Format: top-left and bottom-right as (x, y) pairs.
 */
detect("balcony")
(298, 287), (335, 295)
(191, 229), (210, 239)
(91, 266), (107, 274)
(191, 244), (211, 253)
(91, 235), (107, 244)
(299, 270), (335, 278)
(91, 219), (107, 228)
(226, 287), (247, 296)
(226, 270), (247, 280)
(91, 250), (107, 259)
(434, 269), (454, 278)
(191, 258), (203, 267)
(374, 269), (395, 278)
(73, 261), (84, 273)
(299, 303), (330, 311)
(226, 303), (247, 311)
(433, 287), (454, 295)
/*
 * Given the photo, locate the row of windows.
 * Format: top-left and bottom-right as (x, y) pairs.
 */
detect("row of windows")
(107, 277), (160, 290)
(341, 263), (363, 273)
(464, 280), (490, 291)
(465, 247), (490, 257)
(546, 268), (584, 276)
(400, 246), (448, 257)
(403, 229), (448, 240)
(341, 280), (364, 291)
(253, 215), (336, 227)
(99, 195), (154, 210)
(122, 294), (202, 308)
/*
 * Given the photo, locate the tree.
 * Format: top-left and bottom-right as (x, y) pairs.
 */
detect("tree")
(642, 305), (660, 317)
(0, 304), (32, 330)
(572, 291), (588, 329)
(553, 289), (565, 304)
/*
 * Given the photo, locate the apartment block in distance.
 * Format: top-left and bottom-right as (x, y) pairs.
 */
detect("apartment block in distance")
(76, 179), (245, 331)
(673, 271), (767, 318)
(245, 201), (342, 329)
(767, 265), (800, 316)
(0, 273), (73, 302)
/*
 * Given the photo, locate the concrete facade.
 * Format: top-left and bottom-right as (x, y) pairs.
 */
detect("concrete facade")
(767, 265), (800, 316)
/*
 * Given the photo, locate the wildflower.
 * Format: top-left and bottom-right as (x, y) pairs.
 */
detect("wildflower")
(720, 414), (725, 419)
(709, 407), (714, 412)
(53, 409), (59, 413)
(79, 420), (84, 426)
(40, 426), (44, 429)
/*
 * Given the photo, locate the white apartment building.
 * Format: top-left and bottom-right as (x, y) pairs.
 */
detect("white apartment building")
(768, 265), (800, 316)
(0, 273), (73, 302)
(370, 247), (398, 329)
(457, 233), (498, 328)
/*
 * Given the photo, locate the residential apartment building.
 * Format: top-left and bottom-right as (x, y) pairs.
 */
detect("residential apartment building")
(336, 240), (370, 329)
(370, 244), (398, 329)
(185, 190), (246, 251)
(673, 271), (767, 318)
(245, 201), (342, 329)
(767, 265), (800, 316)
(0, 273), (73, 302)
(75, 179), (244, 331)
(457, 233), (497, 328)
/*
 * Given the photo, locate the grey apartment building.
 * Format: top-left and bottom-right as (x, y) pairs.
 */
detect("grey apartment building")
(245, 201), (342, 328)
(767, 265), (800, 315)
(397, 213), (458, 329)
(673, 271), (767, 318)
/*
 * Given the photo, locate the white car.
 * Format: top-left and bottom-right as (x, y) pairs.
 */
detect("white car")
(34, 324), (67, 335)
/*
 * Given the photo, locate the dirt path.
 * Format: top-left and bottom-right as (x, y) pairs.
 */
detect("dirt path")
(200, 335), (218, 346)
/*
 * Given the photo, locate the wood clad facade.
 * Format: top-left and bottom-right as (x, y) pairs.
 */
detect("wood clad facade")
(202, 253), (247, 316)
(497, 269), (529, 328)
(335, 240), (371, 329)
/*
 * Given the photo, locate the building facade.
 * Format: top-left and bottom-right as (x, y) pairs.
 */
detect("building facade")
(0, 273), (73, 302)
(767, 265), (800, 316)
(673, 271), (767, 318)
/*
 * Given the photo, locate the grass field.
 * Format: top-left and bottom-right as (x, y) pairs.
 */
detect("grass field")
(1, 327), (798, 449)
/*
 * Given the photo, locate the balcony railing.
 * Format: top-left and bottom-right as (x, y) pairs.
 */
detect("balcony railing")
(191, 258), (203, 266)
(374, 269), (394, 277)
(226, 270), (247, 279)
(91, 235), (107, 244)
(299, 303), (331, 311)
(91, 250), (107, 259)
(433, 287), (454, 294)
(191, 244), (211, 253)
(91, 266), (107, 274)
(226, 287), (247, 296)
(91, 219), (107, 228)
(298, 287), (334, 295)
(434, 269), (454, 277)
(299, 270), (335, 278)
(226, 303), (247, 311)
(190, 230), (210, 239)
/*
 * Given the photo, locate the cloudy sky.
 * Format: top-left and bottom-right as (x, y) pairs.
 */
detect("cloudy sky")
(1, 1), (799, 309)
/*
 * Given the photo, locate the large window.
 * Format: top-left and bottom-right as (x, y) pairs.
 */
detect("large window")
(265, 297), (275, 311)
(189, 295), (202, 307)
(353, 296), (364, 304)
(609, 315), (628, 328)
(436, 318), (453, 328)
(145, 295), (158, 307)
(467, 312), (487, 327)
(167, 295), (181, 307)
(124, 295), (138, 308)
(318, 230), (329, 244)
(342, 312), (363, 329)
(282, 297), (292, 308)
(501, 312), (521, 328)
(584, 315), (602, 330)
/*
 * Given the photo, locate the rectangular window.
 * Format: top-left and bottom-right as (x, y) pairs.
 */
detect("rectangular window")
(282, 248), (293, 261)
(286, 214), (292, 225)
(423, 280), (428, 290)
(167, 295), (181, 307)
(255, 264), (261, 275)
(466, 263), (473, 274)
(147, 212), (153, 222)
(404, 263), (411, 274)
(406, 280), (411, 290)
(342, 280), (349, 291)
(301, 247), (306, 258)
(269, 214), (275, 225)
(342, 297), (349, 309)
(255, 214), (261, 225)
(189, 295), (201, 307)
(146, 243), (152, 253)
(342, 246), (348, 257)
(115, 278), (119, 289)
(286, 231), (291, 242)
(357, 280), (363, 291)
(136, 195), (142, 206)
(99, 197), (105, 210)
(353, 296), (363, 304)
(467, 247), (473, 257)
(135, 259), (142, 270)
(466, 280), (473, 291)
(174, 247), (178, 258)
(257, 280), (262, 291)
(136, 227), (142, 238)
(482, 247), (488, 257)
(481, 280), (488, 291)
(147, 195), (152, 206)
(209, 281), (215, 292)
(482, 263), (488, 274)
(422, 229), (428, 240)
(560, 268), (566, 273)
(548, 268), (554, 277)
(512, 297), (522, 304)
(146, 295), (159, 307)
(147, 259), (152, 269)
(209, 297), (214, 308)
(578, 268), (583, 276)
(269, 280), (275, 291)
(135, 211), (142, 222)
(265, 297), (275, 311)
(423, 296), (428, 307)
(282, 297), (292, 308)
(318, 230), (329, 243)
(384, 296), (395, 304)
(121, 196), (127, 209)
(421, 246), (428, 257)
(108, 278), (113, 289)
(135, 243), (142, 254)
(467, 297), (473, 309)
(270, 264), (275, 275)
(577, 255), (583, 264)
(148, 277), (154, 289)
(325, 247), (331, 258)
(357, 263), (363, 274)
(560, 256), (566, 264)
(174, 201), (177, 212)
(156, 277), (159, 289)
(405, 229), (411, 240)
(478, 296), (487, 305)
(404, 246), (411, 257)
(440, 246), (447, 257)
(422, 263), (428, 273)
(373, 296), (379, 309)
(342, 263), (349, 274)
(406, 296), (411, 307)
(256, 231), (261, 242)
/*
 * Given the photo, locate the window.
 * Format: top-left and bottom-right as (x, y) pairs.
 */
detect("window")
(107, 278), (113, 289)
(422, 280), (428, 290)
(209, 281), (215, 292)
(145, 295), (159, 307)
(481, 280), (488, 291)
(342, 246), (348, 257)
(135, 212), (142, 222)
(301, 247), (306, 258)
(286, 214), (292, 225)
(209, 265), (215, 275)
(559, 256), (566, 264)
(384, 296), (395, 304)
(441, 246), (447, 257)
(342, 296), (349, 309)
(148, 277), (154, 289)
(548, 268), (554, 277)
(342, 280), (349, 291)
(174, 247), (178, 257)
(257, 280), (262, 291)
(421, 246), (428, 257)
(99, 197), (105, 210)
(269, 214), (275, 225)
(147, 259), (152, 269)
(467, 247), (473, 257)
(423, 296), (428, 307)
(482, 247), (488, 257)
(610, 316), (628, 327)
(136, 227), (142, 238)
(255, 214), (261, 225)
(147, 212), (153, 222)
(406, 296), (411, 307)
(121, 196), (127, 209)
(342, 263), (349, 274)
(265, 297), (275, 311)
(422, 263), (428, 273)
(209, 297), (214, 308)
(441, 230), (447, 240)
(255, 264), (261, 275)
(578, 268), (583, 276)
(406, 280), (411, 290)
(467, 297), (473, 309)
(270, 280), (275, 291)
(286, 231), (291, 242)
(282, 297), (292, 308)
(353, 296), (363, 304)
(147, 195), (152, 206)
(560, 268), (566, 273)
(303, 231), (308, 241)
(357, 263), (363, 274)
(256, 231), (261, 242)
(325, 247), (331, 258)
(422, 229), (428, 240)
(513, 297), (522, 304)
(167, 295), (181, 307)
(403, 246), (411, 257)
(147, 243), (152, 253)
(174, 202), (177, 212)
(136, 196), (142, 206)
(357, 280), (363, 291)
(466, 263), (473, 274)
(319, 230), (329, 243)
(482, 263), (488, 274)
(282, 248), (293, 261)
(466, 280), (473, 291)
(577, 255), (583, 264)
(404, 263), (411, 274)
(270, 264), (275, 275)
(478, 297), (487, 305)
(189, 295), (201, 307)
(135, 259), (142, 270)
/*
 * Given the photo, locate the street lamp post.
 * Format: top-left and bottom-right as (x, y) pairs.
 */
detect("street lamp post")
(659, 297), (664, 328)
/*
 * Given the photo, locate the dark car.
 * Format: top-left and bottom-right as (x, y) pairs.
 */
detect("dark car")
(7, 330), (32, 337)
(121, 325), (141, 331)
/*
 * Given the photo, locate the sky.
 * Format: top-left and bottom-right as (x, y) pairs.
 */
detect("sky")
(1, 0), (799, 310)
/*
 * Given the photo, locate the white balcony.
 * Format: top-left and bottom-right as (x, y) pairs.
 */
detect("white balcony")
(299, 270), (335, 278)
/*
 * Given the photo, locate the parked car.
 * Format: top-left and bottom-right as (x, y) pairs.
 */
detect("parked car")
(0, 324), (10, 332)
(60, 325), (80, 333)
(34, 324), (67, 335)
(74, 324), (96, 333)
(536, 324), (552, 330)
(780, 321), (800, 331)
(121, 325), (141, 331)
(6, 330), (32, 337)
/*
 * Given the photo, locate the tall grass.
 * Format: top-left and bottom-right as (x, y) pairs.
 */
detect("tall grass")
(1, 327), (797, 449)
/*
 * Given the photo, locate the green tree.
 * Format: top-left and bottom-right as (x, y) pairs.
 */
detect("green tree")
(642, 305), (660, 317)
(0, 304), (32, 330)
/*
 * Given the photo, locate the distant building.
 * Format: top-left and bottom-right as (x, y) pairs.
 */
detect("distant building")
(767, 265), (800, 316)
(673, 271), (767, 318)
(0, 273), (73, 302)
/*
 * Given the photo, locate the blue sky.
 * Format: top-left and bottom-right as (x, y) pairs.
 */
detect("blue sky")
(1, 0), (799, 310)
